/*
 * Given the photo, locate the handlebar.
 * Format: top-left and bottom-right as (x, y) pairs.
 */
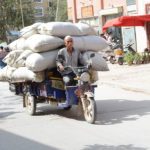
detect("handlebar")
(64, 65), (89, 75)
(125, 43), (134, 48)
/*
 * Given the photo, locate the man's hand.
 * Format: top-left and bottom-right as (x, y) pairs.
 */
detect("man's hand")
(59, 64), (64, 71)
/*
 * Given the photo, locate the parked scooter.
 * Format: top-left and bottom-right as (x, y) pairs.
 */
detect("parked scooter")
(109, 39), (124, 65)
(124, 43), (136, 55)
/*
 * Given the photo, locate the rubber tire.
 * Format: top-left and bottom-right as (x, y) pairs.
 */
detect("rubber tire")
(64, 105), (72, 110)
(109, 56), (115, 64)
(118, 57), (124, 65)
(83, 97), (97, 124)
(25, 92), (36, 115)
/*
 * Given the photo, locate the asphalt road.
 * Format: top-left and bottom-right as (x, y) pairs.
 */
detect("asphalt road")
(0, 82), (150, 150)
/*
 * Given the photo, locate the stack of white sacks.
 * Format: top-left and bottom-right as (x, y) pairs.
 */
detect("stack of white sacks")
(0, 22), (109, 83)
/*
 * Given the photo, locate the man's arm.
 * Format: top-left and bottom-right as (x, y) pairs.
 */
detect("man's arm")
(78, 50), (83, 65)
(56, 49), (65, 71)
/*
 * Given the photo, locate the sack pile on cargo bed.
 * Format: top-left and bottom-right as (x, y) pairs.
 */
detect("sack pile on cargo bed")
(0, 22), (109, 83)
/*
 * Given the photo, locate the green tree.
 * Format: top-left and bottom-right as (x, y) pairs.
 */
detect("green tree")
(57, 0), (68, 22)
(0, 0), (34, 43)
(45, 0), (67, 22)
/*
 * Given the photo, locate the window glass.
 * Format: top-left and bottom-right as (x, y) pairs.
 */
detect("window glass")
(34, 7), (44, 17)
(126, 0), (136, 6)
(34, 0), (42, 3)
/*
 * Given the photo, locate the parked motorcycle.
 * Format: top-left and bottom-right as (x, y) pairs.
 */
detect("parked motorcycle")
(109, 39), (124, 65)
(124, 43), (136, 55)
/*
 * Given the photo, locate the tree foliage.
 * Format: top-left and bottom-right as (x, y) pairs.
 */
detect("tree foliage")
(0, 0), (34, 43)
(44, 0), (67, 22)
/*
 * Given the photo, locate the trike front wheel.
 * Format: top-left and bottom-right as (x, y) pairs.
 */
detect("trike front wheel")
(82, 95), (97, 124)
(25, 92), (36, 115)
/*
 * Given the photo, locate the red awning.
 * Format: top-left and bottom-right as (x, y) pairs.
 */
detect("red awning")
(103, 14), (150, 32)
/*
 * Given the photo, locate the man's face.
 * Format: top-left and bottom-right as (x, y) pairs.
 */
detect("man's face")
(65, 38), (73, 51)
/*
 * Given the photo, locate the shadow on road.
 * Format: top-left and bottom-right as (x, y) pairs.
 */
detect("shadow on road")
(0, 111), (18, 120)
(0, 129), (59, 150)
(34, 98), (150, 125)
(36, 105), (85, 121)
(96, 99), (150, 125)
(82, 144), (147, 150)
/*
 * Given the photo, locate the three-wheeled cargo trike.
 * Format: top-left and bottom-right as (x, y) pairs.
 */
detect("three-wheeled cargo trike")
(9, 55), (97, 124)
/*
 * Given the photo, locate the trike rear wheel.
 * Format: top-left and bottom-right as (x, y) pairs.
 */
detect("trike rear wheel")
(63, 105), (72, 110)
(25, 92), (36, 115)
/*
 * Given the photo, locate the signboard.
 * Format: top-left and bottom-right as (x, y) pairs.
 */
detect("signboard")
(146, 4), (150, 14)
(99, 7), (123, 16)
(68, 7), (73, 20)
(81, 5), (94, 18)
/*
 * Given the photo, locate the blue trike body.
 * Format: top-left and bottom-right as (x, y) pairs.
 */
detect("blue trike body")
(24, 69), (96, 108)
(26, 80), (95, 108)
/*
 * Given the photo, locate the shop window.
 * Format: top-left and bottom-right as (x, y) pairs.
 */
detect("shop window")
(48, 2), (52, 7)
(146, 4), (150, 14)
(126, 0), (136, 6)
(34, 7), (44, 17)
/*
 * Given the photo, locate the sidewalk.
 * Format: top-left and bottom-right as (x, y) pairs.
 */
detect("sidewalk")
(98, 63), (150, 94)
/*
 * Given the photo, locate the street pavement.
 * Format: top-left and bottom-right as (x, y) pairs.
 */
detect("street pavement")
(98, 63), (150, 95)
(0, 81), (150, 150)
(0, 64), (150, 150)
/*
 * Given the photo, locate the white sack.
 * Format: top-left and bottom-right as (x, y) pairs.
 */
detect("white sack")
(81, 51), (109, 71)
(8, 38), (26, 51)
(16, 38), (26, 50)
(14, 50), (33, 67)
(3, 50), (23, 66)
(8, 40), (18, 51)
(11, 67), (44, 82)
(38, 22), (94, 37)
(38, 22), (80, 37)
(20, 22), (43, 39)
(25, 34), (64, 52)
(26, 50), (58, 72)
(0, 66), (16, 81)
(75, 23), (97, 36)
(72, 35), (109, 52)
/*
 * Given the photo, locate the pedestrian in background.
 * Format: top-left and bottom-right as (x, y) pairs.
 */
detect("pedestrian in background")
(100, 33), (107, 40)
(0, 46), (7, 69)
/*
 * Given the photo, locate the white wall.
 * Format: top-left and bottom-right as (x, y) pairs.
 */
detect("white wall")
(138, 0), (150, 15)
(135, 0), (150, 52)
(136, 27), (147, 52)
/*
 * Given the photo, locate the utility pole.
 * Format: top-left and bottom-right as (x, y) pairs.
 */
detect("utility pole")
(20, 0), (24, 28)
(55, 0), (60, 21)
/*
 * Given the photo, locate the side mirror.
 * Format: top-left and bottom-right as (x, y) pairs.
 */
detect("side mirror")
(90, 53), (95, 58)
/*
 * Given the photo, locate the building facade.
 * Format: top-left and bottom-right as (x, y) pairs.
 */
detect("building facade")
(32, 0), (52, 22)
(67, 0), (150, 52)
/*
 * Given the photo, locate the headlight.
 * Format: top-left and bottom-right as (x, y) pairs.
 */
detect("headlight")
(80, 72), (90, 82)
